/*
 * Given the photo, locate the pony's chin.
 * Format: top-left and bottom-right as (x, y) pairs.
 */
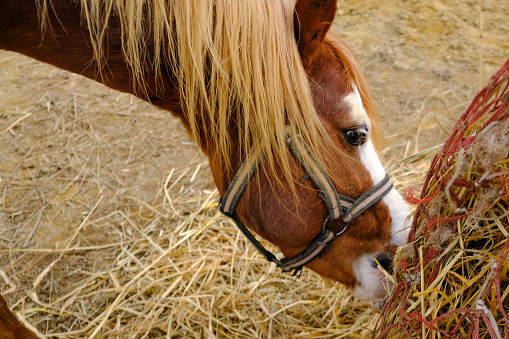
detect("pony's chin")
(352, 254), (392, 300)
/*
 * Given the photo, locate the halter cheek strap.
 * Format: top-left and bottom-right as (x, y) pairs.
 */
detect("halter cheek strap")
(218, 133), (394, 276)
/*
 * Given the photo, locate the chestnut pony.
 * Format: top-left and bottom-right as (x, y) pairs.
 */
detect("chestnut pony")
(0, 1), (409, 328)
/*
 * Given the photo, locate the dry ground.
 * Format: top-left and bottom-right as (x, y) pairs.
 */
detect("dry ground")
(0, 0), (508, 338)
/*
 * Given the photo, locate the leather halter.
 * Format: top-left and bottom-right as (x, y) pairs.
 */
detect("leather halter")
(218, 132), (394, 276)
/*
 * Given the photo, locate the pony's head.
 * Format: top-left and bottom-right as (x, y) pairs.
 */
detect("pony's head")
(88, 0), (411, 300)
(194, 0), (410, 300)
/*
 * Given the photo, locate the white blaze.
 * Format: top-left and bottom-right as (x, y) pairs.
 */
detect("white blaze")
(344, 84), (411, 299)
(343, 84), (411, 245)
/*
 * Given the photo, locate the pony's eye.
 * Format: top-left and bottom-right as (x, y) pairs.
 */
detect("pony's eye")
(342, 127), (368, 146)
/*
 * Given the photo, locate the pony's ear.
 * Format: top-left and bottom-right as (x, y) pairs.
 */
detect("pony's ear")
(294, 0), (337, 62)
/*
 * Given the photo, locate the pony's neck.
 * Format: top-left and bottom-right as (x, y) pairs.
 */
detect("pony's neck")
(0, 0), (183, 119)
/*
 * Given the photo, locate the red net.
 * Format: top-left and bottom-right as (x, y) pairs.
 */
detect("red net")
(374, 57), (509, 338)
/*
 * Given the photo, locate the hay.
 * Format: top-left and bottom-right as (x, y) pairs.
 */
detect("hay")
(374, 58), (509, 338)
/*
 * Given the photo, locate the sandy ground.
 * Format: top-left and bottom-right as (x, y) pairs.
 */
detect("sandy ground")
(337, 0), (509, 159)
(0, 0), (508, 337)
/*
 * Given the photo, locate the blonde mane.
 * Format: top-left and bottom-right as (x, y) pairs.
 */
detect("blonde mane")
(37, 0), (378, 185)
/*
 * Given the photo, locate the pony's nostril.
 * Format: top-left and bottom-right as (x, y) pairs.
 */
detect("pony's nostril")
(372, 252), (394, 274)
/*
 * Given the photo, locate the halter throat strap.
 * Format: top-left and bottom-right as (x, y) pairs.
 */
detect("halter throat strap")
(218, 133), (393, 275)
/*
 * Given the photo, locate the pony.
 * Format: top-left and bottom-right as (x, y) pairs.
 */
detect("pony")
(0, 0), (410, 333)
(0, 295), (38, 339)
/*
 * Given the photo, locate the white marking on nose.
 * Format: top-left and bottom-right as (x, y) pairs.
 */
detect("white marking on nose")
(360, 140), (411, 245)
(352, 254), (389, 300)
(343, 84), (411, 246)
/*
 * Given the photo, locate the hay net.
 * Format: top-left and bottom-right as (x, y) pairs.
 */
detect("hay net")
(375, 57), (509, 338)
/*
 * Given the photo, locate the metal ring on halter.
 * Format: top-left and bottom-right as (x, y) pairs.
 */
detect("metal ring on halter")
(335, 222), (349, 237)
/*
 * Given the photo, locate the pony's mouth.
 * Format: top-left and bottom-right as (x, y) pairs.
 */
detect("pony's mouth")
(372, 251), (394, 275)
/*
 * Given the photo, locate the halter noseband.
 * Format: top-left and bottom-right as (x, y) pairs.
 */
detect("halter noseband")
(218, 132), (394, 276)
